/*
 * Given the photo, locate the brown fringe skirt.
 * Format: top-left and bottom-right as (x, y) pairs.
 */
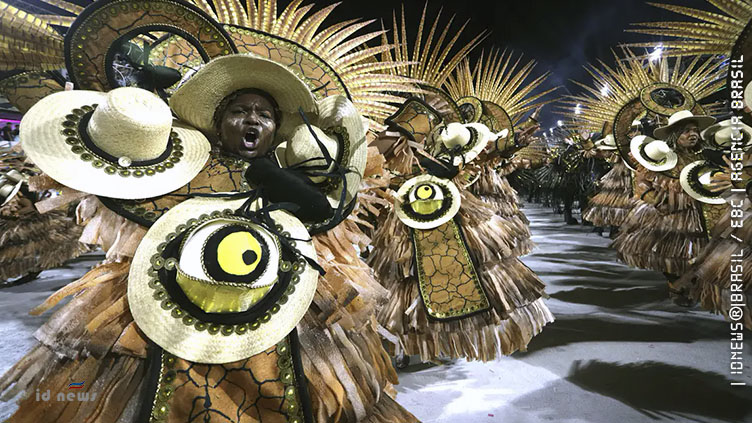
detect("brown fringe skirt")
(676, 195), (751, 329)
(582, 161), (635, 228)
(0, 200), (89, 281)
(611, 200), (708, 275)
(471, 164), (534, 257)
(370, 190), (553, 362)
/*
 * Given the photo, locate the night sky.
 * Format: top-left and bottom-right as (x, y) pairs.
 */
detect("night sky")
(13, 0), (714, 127)
(328, 0), (712, 128)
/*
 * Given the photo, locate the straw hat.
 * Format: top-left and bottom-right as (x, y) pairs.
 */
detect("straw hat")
(128, 196), (318, 364)
(745, 81), (752, 110)
(680, 160), (726, 204)
(630, 135), (678, 171)
(170, 54), (317, 141)
(653, 110), (715, 139)
(275, 95), (367, 212)
(594, 134), (617, 150)
(701, 119), (752, 151)
(395, 174), (461, 229)
(20, 87), (210, 200)
(428, 122), (501, 166)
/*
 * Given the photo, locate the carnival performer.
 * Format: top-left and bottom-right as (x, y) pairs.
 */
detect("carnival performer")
(0, 0), (422, 421)
(0, 154), (90, 286)
(366, 7), (553, 363)
(673, 120), (752, 328)
(581, 128), (638, 236)
(612, 111), (716, 306)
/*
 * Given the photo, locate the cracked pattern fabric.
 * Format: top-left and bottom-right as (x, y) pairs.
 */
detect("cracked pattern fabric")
(0, 72), (63, 114)
(66, 0), (232, 92)
(411, 220), (489, 320)
(385, 100), (441, 145)
(154, 336), (306, 423)
(106, 154), (249, 224)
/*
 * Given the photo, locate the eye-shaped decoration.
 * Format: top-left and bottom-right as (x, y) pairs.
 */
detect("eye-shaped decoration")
(395, 174), (462, 229)
(176, 218), (281, 313)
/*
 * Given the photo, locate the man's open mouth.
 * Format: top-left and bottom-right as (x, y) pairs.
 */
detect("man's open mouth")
(243, 129), (260, 150)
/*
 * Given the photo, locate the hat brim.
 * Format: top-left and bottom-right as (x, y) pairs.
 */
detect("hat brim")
(395, 175), (461, 230)
(630, 135), (678, 172)
(679, 160), (726, 205)
(1, 181), (23, 206)
(21, 90), (210, 200)
(314, 96), (367, 210)
(170, 54), (317, 141)
(701, 121), (752, 150)
(128, 197), (318, 363)
(450, 123), (491, 165)
(654, 115), (716, 139)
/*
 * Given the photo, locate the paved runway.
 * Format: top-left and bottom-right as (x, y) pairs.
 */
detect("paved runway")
(1, 205), (750, 422)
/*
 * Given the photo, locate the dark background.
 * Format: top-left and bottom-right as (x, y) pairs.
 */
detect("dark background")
(11, 0), (713, 128)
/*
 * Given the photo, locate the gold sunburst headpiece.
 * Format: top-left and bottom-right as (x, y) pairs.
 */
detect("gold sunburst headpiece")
(627, 0), (752, 56)
(559, 48), (726, 167)
(558, 49), (726, 133)
(445, 49), (557, 126)
(380, 2), (487, 89)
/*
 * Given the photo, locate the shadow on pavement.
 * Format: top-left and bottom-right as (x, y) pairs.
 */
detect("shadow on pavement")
(522, 316), (727, 354)
(566, 360), (752, 422)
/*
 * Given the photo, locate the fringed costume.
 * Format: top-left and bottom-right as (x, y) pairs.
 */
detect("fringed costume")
(0, 1), (421, 422)
(367, 11), (553, 363)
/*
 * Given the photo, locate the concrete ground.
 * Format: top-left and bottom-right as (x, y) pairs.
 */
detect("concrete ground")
(393, 205), (752, 423)
(0, 205), (750, 422)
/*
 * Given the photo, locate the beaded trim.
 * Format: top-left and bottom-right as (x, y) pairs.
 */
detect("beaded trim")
(148, 209), (307, 336)
(317, 125), (350, 195)
(276, 339), (306, 423)
(61, 105), (184, 178)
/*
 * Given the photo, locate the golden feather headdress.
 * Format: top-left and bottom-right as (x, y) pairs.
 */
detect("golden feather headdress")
(558, 49), (726, 133)
(445, 49), (557, 125)
(627, 0), (752, 56)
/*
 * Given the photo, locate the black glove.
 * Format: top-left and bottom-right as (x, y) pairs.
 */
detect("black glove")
(418, 156), (459, 179)
(244, 157), (334, 222)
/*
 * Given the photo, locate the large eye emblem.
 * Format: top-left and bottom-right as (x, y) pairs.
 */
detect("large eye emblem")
(396, 175), (461, 229)
(205, 225), (269, 283)
(408, 182), (445, 216)
(179, 219), (280, 290)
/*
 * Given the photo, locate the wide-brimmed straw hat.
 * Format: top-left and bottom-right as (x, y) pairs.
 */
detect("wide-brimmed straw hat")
(128, 196), (318, 364)
(595, 134), (617, 150)
(20, 87), (210, 200)
(653, 110), (716, 140)
(630, 135), (678, 172)
(170, 54), (317, 141)
(680, 160), (726, 204)
(275, 95), (367, 212)
(395, 174), (461, 229)
(428, 122), (500, 166)
(701, 119), (752, 151)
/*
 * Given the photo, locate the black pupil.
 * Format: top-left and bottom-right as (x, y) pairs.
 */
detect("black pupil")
(242, 250), (257, 265)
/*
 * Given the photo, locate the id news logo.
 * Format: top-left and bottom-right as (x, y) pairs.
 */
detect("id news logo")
(35, 381), (97, 402)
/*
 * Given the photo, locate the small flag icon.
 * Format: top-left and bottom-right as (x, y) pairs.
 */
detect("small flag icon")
(68, 382), (85, 390)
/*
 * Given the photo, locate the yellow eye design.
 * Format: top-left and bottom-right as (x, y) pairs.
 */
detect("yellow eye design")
(216, 231), (263, 276)
(415, 184), (435, 200)
(395, 175), (462, 230)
